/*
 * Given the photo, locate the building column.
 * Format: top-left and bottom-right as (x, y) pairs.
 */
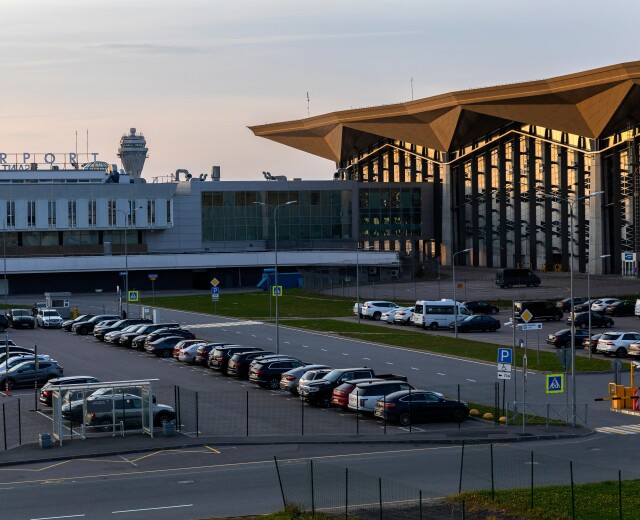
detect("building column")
(589, 140), (605, 274)
(440, 153), (453, 265)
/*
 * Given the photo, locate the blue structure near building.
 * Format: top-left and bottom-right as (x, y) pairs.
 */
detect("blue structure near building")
(257, 268), (302, 291)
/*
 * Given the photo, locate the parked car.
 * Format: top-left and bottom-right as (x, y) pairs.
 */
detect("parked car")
(6, 309), (35, 329)
(39, 375), (101, 406)
(84, 393), (175, 432)
(0, 314), (7, 332)
(227, 350), (269, 379)
(94, 318), (152, 341)
(61, 314), (95, 332)
(279, 364), (331, 395)
(357, 301), (400, 321)
(626, 341), (640, 358)
(193, 343), (228, 366)
(348, 380), (415, 414)
(208, 345), (253, 373)
(555, 297), (588, 312)
(176, 341), (207, 363)
(0, 360), (63, 389)
(573, 299), (598, 313)
(0, 346), (34, 364)
(143, 328), (195, 350)
(61, 387), (157, 422)
(36, 308), (63, 328)
(596, 331), (640, 357)
(381, 307), (405, 324)
(514, 301), (562, 321)
(566, 311), (614, 329)
(495, 268), (540, 288)
(72, 314), (120, 335)
(591, 298), (620, 312)
(546, 329), (591, 348)
(331, 378), (382, 410)
(145, 336), (192, 358)
(104, 324), (148, 345)
(393, 307), (415, 325)
(249, 358), (306, 389)
(0, 354), (51, 373)
(119, 323), (180, 348)
(604, 300), (635, 317)
(463, 301), (499, 315)
(581, 333), (601, 353)
(374, 390), (469, 425)
(449, 315), (501, 333)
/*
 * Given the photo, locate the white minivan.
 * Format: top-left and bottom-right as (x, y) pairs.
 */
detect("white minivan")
(413, 299), (470, 330)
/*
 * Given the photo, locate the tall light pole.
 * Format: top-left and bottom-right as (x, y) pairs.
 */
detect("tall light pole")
(356, 244), (374, 324)
(587, 254), (610, 360)
(545, 190), (603, 427)
(116, 206), (143, 318)
(452, 248), (471, 339)
(254, 200), (297, 353)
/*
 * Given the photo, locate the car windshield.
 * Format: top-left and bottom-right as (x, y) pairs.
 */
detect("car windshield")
(13, 310), (29, 317)
(43, 311), (58, 317)
(323, 370), (347, 383)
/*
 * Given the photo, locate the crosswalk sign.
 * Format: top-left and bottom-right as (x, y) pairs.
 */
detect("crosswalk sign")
(546, 374), (564, 394)
(128, 290), (139, 302)
(272, 286), (282, 297)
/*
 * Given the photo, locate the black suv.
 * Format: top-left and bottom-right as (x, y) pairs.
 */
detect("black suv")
(121, 323), (180, 348)
(546, 329), (591, 348)
(6, 309), (35, 329)
(514, 301), (562, 322)
(227, 350), (270, 378)
(62, 314), (95, 332)
(141, 328), (195, 350)
(72, 314), (120, 335)
(208, 345), (254, 374)
(298, 367), (377, 407)
(462, 301), (499, 315)
(249, 358), (305, 389)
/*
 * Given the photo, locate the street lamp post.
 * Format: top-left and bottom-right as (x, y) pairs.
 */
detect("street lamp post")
(254, 200), (297, 353)
(356, 244), (374, 324)
(587, 254), (610, 359)
(452, 248), (471, 339)
(116, 206), (143, 318)
(545, 190), (603, 427)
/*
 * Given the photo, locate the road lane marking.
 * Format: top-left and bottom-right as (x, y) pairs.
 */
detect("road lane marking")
(411, 367), (419, 370)
(112, 504), (192, 514)
(437, 373), (446, 376)
(363, 357), (370, 360)
(321, 348), (327, 352)
(385, 362), (393, 365)
(466, 379), (476, 382)
(31, 515), (86, 520)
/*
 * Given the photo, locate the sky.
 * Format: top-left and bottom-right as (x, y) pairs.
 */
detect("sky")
(1, 0), (639, 182)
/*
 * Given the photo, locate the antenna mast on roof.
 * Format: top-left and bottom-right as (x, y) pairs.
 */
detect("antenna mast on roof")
(411, 77), (414, 101)
(307, 92), (310, 117)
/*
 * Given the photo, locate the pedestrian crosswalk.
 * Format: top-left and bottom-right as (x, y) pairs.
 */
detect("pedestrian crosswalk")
(186, 320), (262, 329)
(595, 424), (640, 435)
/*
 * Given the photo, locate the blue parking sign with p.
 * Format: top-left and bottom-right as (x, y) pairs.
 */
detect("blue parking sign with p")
(497, 348), (512, 364)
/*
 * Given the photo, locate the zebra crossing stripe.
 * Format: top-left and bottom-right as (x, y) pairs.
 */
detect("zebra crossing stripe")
(595, 426), (636, 434)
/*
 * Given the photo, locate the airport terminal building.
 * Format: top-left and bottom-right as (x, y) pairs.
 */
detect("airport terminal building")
(2, 62), (640, 294)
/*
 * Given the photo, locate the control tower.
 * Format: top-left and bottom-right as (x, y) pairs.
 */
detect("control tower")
(117, 128), (148, 178)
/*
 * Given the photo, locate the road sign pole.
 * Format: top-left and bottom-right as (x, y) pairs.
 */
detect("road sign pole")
(522, 327), (528, 433)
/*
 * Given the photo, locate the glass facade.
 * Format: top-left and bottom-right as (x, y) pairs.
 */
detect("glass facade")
(358, 187), (422, 239)
(201, 189), (353, 243)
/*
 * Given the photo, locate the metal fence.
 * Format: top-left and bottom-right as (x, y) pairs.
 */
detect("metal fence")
(459, 442), (640, 519)
(274, 457), (464, 520)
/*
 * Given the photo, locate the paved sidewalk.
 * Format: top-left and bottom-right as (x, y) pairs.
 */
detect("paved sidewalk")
(0, 422), (593, 467)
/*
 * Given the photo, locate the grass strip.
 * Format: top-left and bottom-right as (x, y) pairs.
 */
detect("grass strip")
(281, 319), (611, 373)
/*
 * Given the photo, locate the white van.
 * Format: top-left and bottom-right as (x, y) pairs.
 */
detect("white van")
(413, 299), (470, 330)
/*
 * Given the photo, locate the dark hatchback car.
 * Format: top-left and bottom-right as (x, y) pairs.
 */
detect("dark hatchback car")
(61, 314), (95, 332)
(546, 328), (591, 348)
(449, 315), (500, 333)
(567, 311), (614, 329)
(145, 336), (190, 357)
(462, 301), (499, 315)
(142, 328), (195, 350)
(123, 323), (181, 348)
(6, 309), (35, 329)
(0, 360), (64, 390)
(93, 318), (152, 341)
(194, 343), (228, 366)
(604, 300), (635, 317)
(208, 345), (252, 373)
(556, 297), (589, 312)
(583, 333), (603, 353)
(72, 314), (120, 335)
(374, 390), (469, 426)
(249, 358), (305, 389)
(227, 350), (268, 378)
(39, 375), (101, 406)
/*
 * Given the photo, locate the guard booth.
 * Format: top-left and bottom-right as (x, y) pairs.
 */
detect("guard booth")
(608, 362), (639, 411)
(44, 292), (72, 318)
(51, 380), (157, 445)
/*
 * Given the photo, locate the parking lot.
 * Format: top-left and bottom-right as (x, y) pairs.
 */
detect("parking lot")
(0, 318), (497, 449)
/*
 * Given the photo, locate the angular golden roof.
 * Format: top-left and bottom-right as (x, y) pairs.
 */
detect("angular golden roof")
(249, 61), (640, 162)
